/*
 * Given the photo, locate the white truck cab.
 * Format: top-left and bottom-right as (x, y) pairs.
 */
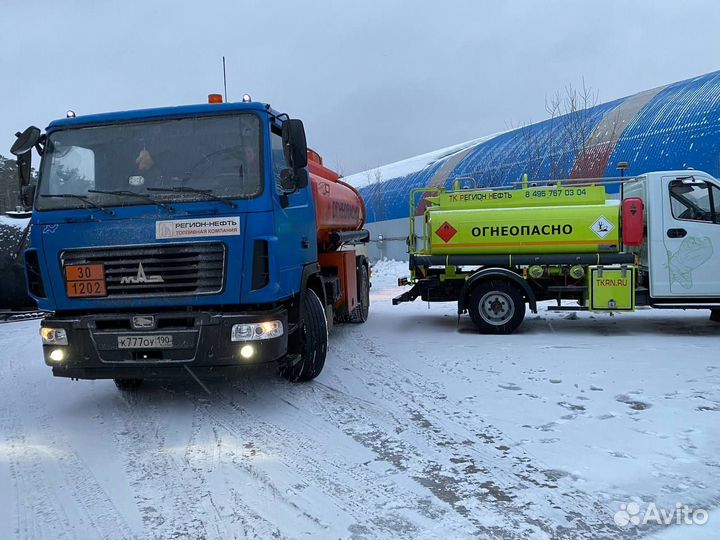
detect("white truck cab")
(626, 171), (720, 305)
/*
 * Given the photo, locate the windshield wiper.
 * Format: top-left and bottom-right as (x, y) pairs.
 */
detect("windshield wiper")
(146, 187), (237, 208)
(40, 193), (115, 216)
(88, 189), (175, 212)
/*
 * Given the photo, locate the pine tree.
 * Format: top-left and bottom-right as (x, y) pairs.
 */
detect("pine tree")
(0, 155), (19, 213)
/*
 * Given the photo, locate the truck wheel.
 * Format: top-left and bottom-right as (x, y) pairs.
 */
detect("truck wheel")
(710, 309), (720, 323)
(349, 263), (370, 323)
(468, 280), (525, 334)
(281, 289), (328, 382)
(114, 378), (144, 391)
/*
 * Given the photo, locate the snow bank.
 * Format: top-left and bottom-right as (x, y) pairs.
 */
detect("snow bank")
(370, 258), (408, 290)
(0, 215), (29, 231)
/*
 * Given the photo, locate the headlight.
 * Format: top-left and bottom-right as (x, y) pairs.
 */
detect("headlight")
(40, 327), (68, 346)
(231, 321), (283, 341)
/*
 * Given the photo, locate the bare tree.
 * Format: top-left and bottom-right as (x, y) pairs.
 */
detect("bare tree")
(370, 167), (385, 221)
(548, 78), (599, 177)
(517, 79), (602, 183)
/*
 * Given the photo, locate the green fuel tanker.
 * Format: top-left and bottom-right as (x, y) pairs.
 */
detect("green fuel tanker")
(426, 185), (620, 255)
(395, 172), (720, 334)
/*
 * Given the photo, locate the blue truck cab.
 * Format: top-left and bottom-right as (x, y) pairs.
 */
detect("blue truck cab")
(11, 97), (369, 387)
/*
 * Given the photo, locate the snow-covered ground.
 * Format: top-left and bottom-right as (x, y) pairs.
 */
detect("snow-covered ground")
(0, 259), (718, 539)
(0, 215), (29, 245)
(0, 215), (29, 230)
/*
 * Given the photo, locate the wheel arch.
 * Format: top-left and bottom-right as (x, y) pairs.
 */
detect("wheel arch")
(459, 267), (537, 314)
(295, 262), (326, 324)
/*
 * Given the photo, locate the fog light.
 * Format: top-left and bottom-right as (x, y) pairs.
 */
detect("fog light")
(240, 344), (255, 359)
(40, 327), (68, 346)
(49, 348), (65, 362)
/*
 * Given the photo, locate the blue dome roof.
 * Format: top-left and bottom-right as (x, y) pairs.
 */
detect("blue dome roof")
(351, 70), (720, 223)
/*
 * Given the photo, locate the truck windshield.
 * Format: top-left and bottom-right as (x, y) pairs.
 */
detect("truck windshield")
(36, 114), (262, 211)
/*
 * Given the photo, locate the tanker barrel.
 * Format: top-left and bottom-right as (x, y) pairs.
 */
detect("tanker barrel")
(427, 185), (621, 256)
(308, 149), (366, 250)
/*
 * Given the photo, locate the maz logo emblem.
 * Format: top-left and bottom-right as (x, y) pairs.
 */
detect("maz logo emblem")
(131, 315), (155, 330)
(120, 262), (164, 284)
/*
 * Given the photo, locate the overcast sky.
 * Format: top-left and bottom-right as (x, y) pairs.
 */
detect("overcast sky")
(2, 0), (719, 175)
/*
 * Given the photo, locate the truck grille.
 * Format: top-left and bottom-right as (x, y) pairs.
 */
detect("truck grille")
(61, 242), (226, 297)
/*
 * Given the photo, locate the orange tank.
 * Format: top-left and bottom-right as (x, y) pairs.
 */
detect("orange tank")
(307, 149), (366, 250)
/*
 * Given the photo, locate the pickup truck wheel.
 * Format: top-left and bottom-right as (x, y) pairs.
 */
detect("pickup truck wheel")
(349, 263), (370, 323)
(468, 280), (525, 334)
(281, 289), (328, 382)
(114, 378), (144, 391)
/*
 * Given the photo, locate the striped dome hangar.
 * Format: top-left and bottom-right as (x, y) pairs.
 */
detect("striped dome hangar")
(348, 70), (720, 226)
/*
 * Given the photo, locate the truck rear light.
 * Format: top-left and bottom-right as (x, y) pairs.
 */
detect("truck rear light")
(231, 321), (283, 341)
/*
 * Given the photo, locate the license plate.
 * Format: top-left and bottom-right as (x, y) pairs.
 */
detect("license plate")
(66, 264), (107, 298)
(117, 335), (173, 349)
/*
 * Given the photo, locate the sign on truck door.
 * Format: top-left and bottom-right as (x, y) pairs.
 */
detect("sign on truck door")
(650, 175), (720, 297)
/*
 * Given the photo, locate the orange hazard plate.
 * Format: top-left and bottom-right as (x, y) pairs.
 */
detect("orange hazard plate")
(65, 264), (107, 298)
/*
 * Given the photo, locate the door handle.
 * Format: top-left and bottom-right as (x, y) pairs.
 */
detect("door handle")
(667, 228), (687, 238)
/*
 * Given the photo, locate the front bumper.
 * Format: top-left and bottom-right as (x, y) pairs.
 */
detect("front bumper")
(41, 309), (288, 380)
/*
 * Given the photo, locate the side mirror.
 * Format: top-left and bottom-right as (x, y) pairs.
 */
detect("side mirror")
(21, 184), (36, 208)
(278, 167), (309, 196)
(15, 151), (32, 191)
(294, 168), (308, 189)
(11, 127), (41, 207)
(279, 168), (297, 193)
(11, 126), (41, 156)
(281, 119), (308, 170)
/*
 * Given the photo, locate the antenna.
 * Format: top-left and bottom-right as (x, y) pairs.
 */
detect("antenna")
(222, 56), (228, 102)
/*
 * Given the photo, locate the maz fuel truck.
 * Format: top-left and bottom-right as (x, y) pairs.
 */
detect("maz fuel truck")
(394, 172), (720, 333)
(10, 95), (370, 387)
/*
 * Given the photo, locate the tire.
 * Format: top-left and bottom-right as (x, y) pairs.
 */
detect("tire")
(281, 288), (328, 382)
(467, 279), (526, 334)
(710, 309), (720, 323)
(349, 263), (370, 323)
(114, 378), (144, 391)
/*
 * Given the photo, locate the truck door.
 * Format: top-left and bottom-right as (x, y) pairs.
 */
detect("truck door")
(650, 175), (720, 297)
(270, 126), (316, 293)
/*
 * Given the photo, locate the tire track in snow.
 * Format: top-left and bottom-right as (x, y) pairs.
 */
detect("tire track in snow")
(109, 387), (289, 539)
(0, 403), (74, 540)
(180, 390), (306, 539)
(321, 325), (632, 539)
(179, 379), (465, 539)
(0, 376), (133, 540)
(108, 390), (211, 539)
(3, 391), (132, 539)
